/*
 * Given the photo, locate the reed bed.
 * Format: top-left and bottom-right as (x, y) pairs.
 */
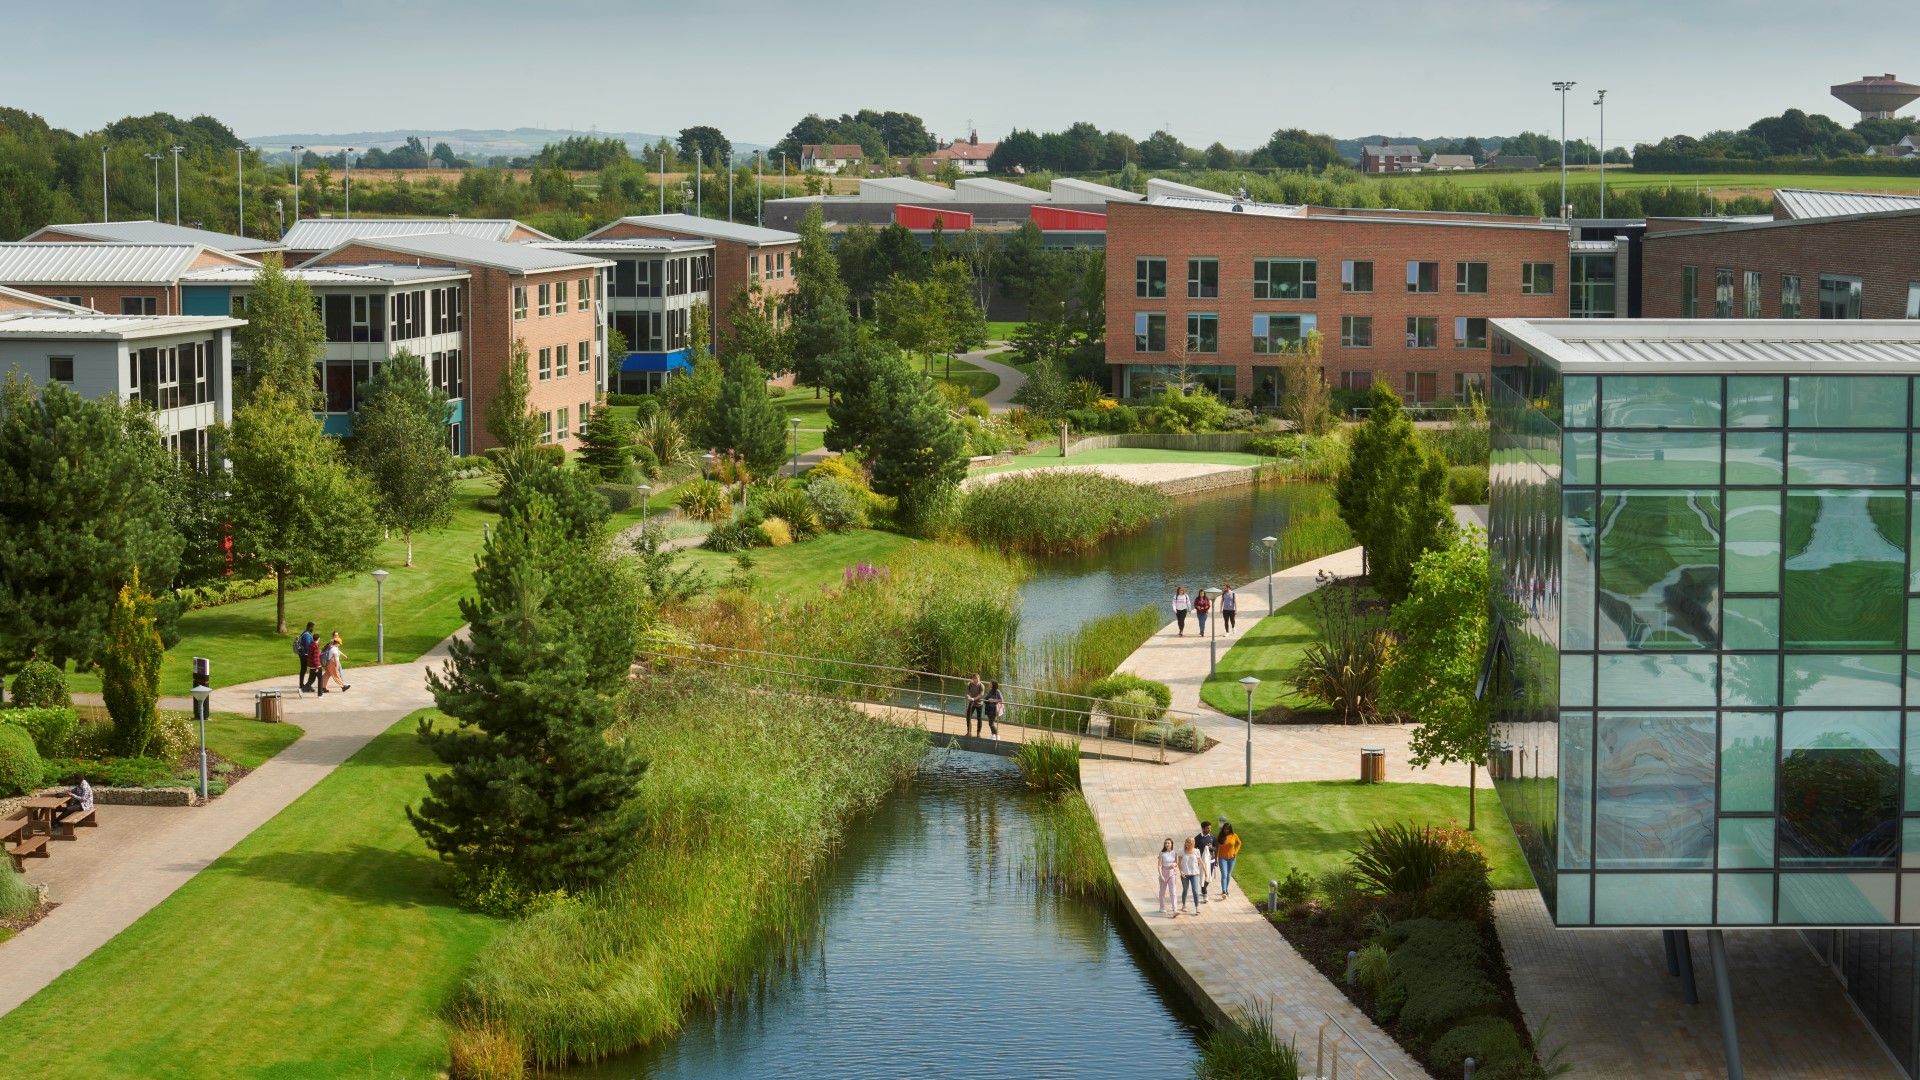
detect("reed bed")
(1275, 485), (1355, 567)
(1011, 605), (1163, 735)
(1012, 735), (1080, 794)
(1024, 790), (1116, 901)
(959, 471), (1173, 554)
(446, 673), (927, 1072)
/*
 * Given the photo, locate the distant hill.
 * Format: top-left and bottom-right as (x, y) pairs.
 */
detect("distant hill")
(243, 126), (771, 160)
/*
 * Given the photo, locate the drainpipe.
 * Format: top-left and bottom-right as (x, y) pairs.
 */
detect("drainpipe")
(1709, 930), (1743, 1080)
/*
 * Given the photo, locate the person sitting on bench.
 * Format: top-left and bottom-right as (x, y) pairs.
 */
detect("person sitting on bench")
(51, 776), (93, 828)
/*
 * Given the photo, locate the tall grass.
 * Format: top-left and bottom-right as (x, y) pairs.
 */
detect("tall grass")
(1012, 605), (1163, 734)
(1012, 735), (1080, 793)
(446, 673), (927, 1071)
(0, 868), (35, 918)
(960, 471), (1172, 554)
(1192, 1003), (1301, 1080)
(1025, 790), (1115, 901)
(1275, 485), (1355, 567)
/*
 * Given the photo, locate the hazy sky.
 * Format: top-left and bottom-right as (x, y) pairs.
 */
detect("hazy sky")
(6, 0), (1913, 149)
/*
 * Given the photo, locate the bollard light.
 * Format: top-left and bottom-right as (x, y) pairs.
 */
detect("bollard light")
(189, 677), (213, 802)
(1345, 949), (1358, 986)
(1268, 879), (1279, 915)
(1260, 535), (1277, 613)
(1465, 1057), (1477, 1080)
(789, 416), (802, 478)
(371, 569), (388, 664)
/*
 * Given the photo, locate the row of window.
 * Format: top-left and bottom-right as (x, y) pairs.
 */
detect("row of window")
(748, 251), (788, 281)
(319, 351), (461, 414)
(1132, 311), (1492, 353)
(538, 403), (594, 445)
(316, 289), (464, 344)
(609, 256), (714, 299)
(127, 342), (211, 412)
(1135, 257), (1557, 300)
(608, 309), (694, 354)
(513, 276), (596, 321)
(1682, 266), (1920, 320)
(535, 340), (595, 382)
(1342, 369), (1487, 404)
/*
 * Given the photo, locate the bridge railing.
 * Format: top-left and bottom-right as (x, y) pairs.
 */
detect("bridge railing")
(636, 640), (1210, 764)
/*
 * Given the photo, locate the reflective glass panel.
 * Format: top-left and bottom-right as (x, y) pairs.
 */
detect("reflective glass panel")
(1718, 818), (1774, 869)
(1563, 376), (1596, 429)
(1563, 491), (1597, 650)
(1560, 655), (1594, 707)
(1600, 376), (1722, 428)
(1593, 712), (1715, 868)
(1593, 872), (1713, 924)
(1727, 376), (1785, 427)
(1784, 655), (1902, 706)
(1779, 712), (1899, 867)
(1600, 432), (1721, 485)
(1902, 875), (1920, 924)
(1724, 431), (1783, 484)
(1717, 873), (1774, 924)
(1722, 654), (1780, 707)
(1595, 654), (1717, 707)
(1786, 432), (1908, 485)
(1722, 597), (1778, 650)
(1563, 432), (1596, 486)
(1782, 491), (1906, 650)
(1560, 712), (1593, 869)
(1777, 874), (1895, 924)
(1596, 491), (1721, 650)
(1724, 491), (1781, 594)
(1904, 821), (1920, 868)
(1906, 713), (1920, 813)
(1789, 376), (1908, 428)
(1556, 874), (1591, 925)
(1720, 711), (1776, 811)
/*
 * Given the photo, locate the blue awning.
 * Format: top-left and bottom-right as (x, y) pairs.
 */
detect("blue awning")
(620, 349), (692, 373)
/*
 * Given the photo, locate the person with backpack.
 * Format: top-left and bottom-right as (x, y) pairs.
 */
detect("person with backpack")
(307, 632), (327, 696)
(295, 622), (317, 694)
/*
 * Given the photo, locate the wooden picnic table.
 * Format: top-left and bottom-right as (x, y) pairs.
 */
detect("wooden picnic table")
(22, 796), (67, 836)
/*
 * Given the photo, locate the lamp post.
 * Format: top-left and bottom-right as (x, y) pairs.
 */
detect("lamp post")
(789, 416), (802, 477)
(638, 483), (652, 520)
(694, 149), (702, 218)
(290, 145), (304, 225)
(1205, 586), (1223, 676)
(146, 152), (162, 220)
(100, 143), (109, 221)
(189, 661), (212, 802)
(343, 148), (355, 219)
(1260, 535), (1277, 612)
(779, 151), (787, 197)
(756, 150), (763, 227)
(371, 569), (388, 663)
(1240, 676), (1260, 786)
(702, 451), (715, 480)
(1593, 90), (1608, 219)
(235, 145), (248, 237)
(726, 150), (734, 223)
(1552, 81), (1576, 220)
(169, 145), (185, 224)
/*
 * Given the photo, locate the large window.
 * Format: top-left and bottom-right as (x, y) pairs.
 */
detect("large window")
(555, 280), (568, 312)
(1455, 261), (1488, 294)
(1186, 313), (1218, 353)
(1521, 262), (1555, 295)
(1906, 282), (1920, 319)
(1406, 261), (1439, 294)
(1454, 317), (1488, 349)
(1405, 316), (1437, 349)
(1340, 371), (1373, 391)
(1187, 258), (1218, 299)
(513, 286), (528, 320)
(1782, 275), (1801, 318)
(1133, 312), (1166, 353)
(1681, 266), (1697, 317)
(1818, 275), (1861, 320)
(538, 282), (552, 317)
(1252, 314), (1315, 354)
(578, 277), (591, 310)
(430, 286), (463, 334)
(1714, 269), (1734, 318)
(612, 259), (663, 298)
(388, 290), (426, 340)
(1454, 370), (1486, 402)
(1254, 258), (1316, 300)
(1135, 257), (1166, 299)
(557, 406), (570, 442)
(555, 343), (570, 380)
(1742, 271), (1762, 318)
(1404, 371), (1437, 403)
(1341, 260), (1372, 293)
(578, 339), (591, 374)
(431, 350), (463, 399)
(1341, 315), (1372, 348)
(121, 296), (156, 315)
(538, 347), (552, 381)
(1570, 254), (1616, 318)
(323, 294), (387, 343)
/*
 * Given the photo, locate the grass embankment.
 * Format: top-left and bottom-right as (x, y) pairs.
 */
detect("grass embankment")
(973, 446), (1270, 474)
(0, 711), (503, 1079)
(960, 470), (1172, 554)
(447, 674), (927, 1069)
(676, 528), (916, 599)
(1187, 780), (1533, 892)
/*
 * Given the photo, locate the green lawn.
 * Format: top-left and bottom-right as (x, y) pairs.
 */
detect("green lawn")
(987, 321), (1025, 341)
(677, 528), (918, 599)
(0, 711), (501, 1079)
(973, 446), (1269, 475)
(204, 711), (305, 769)
(930, 355), (1000, 399)
(775, 393), (831, 455)
(1188, 780), (1534, 892)
(1199, 589), (1321, 715)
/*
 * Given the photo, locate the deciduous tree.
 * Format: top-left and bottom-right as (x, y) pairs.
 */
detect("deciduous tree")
(234, 256), (325, 405)
(1385, 531), (1491, 826)
(351, 351), (455, 566)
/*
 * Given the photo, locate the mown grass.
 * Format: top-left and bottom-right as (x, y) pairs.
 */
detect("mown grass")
(960, 470), (1172, 553)
(446, 673), (927, 1070)
(774, 393), (831, 455)
(203, 711), (304, 768)
(674, 528), (915, 599)
(0, 710), (504, 1079)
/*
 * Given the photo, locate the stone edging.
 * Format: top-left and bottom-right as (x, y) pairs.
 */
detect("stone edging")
(33, 786), (196, 807)
(1152, 468), (1259, 498)
(1065, 432), (1255, 456)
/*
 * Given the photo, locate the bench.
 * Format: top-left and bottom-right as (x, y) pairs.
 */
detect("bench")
(8, 833), (48, 873)
(51, 807), (96, 840)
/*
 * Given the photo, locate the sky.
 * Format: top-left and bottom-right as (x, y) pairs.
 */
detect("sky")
(4, 0), (1915, 150)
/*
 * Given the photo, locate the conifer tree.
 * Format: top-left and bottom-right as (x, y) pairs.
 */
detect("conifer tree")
(1335, 383), (1454, 602)
(350, 351), (454, 566)
(867, 361), (968, 530)
(789, 204), (854, 394)
(100, 567), (163, 756)
(700, 360), (788, 478)
(578, 405), (639, 481)
(484, 338), (543, 457)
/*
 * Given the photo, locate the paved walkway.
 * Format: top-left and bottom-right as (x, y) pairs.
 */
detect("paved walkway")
(965, 346), (1025, 411)
(0, 641), (450, 1018)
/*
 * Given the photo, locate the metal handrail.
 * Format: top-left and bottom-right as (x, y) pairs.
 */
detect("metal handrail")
(1315, 1009), (1400, 1080)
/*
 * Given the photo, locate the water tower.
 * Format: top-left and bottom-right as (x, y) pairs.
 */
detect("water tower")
(1831, 73), (1920, 120)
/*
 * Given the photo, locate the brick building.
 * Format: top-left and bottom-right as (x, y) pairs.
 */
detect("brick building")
(535, 237), (716, 395)
(1104, 197), (1571, 405)
(278, 217), (554, 265)
(0, 243), (259, 319)
(1360, 141), (1422, 174)
(582, 214), (799, 355)
(22, 219), (285, 260)
(301, 233), (610, 453)
(1642, 208), (1920, 322)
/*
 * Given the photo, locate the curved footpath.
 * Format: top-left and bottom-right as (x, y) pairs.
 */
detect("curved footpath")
(0, 640), (451, 1018)
(965, 345), (1025, 412)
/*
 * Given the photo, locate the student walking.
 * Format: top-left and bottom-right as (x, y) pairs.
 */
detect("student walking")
(1220, 586), (1237, 633)
(1193, 589), (1212, 636)
(320, 632), (351, 694)
(294, 622), (317, 693)
(1178, 838), (1202, 914)
(1193, 820), (1218, 903)
(307, 632), (327, 696)
(983, 681), (1003, 739)
(964, 673), (985, 736)
(1157, 838), (1178, 915)
(1217, 822), (1241, 898)
(1172, 586), (1191, 636)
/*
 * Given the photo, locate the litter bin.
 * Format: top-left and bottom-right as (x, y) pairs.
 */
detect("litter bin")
(1360, 746), (1386, 784)
(255, 689), (283, 724)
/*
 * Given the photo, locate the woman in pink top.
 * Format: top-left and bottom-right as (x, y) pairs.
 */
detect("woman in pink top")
(1157, 838), (1178, 915)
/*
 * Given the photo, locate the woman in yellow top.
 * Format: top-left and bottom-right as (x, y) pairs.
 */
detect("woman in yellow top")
(1215, 822), (1242, 899)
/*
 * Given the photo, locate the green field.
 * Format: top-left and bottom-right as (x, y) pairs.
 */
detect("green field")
(1198, 589), (1322, 715)
(0, 711), (500, 1079)
(1187, 780), (1533, 894)
(775, 393), (830, 455)
(676, 529), (918, 599)
(1376, 167), (1920, 195)
(203, 711), (305, 768)
(987, 321), (1025, 341)
(973, 446), (1268, 475)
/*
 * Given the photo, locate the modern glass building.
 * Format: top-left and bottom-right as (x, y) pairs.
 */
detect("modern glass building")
(1487, 319), (1920, 933)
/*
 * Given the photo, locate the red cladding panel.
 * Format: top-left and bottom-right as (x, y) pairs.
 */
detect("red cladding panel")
(894, 205), (973, 230)
(1030, 206), (1108, 231)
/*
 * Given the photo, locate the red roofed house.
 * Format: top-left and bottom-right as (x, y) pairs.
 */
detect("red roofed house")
(800, 144), (866, 174)
(931, 132), (997, 175)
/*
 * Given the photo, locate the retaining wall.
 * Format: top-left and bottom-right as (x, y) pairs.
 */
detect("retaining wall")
(1063, 433), (1255, 456)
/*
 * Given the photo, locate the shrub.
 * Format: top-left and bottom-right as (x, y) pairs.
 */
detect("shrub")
(1086, 672), (1173, 710)
(602, 393), (653, 408)
(1353, 941), (1394, 993)
(1447, 464), (1489, 504)
(447, 1021), (526, 1080)
(759, 487), (821, 539)
(592, 484), (636, 512)
(1064, 378), (1106, 410)
(674, 478), (730, 521)
(0, 725), (41, 795)
(1012, 736), (1079, 793)
(702, 520), (769, 553)
(804, 475), (865, 532)
(966, 398), (990, 419)
(1246, 433), (1302, 458)
(42, 755), (177, 788)
(960, 471), (1171, 554)
(1428, 1017), (1530, 1079)
(4, 706), (77, 757)
(1350, 821), (1493, 921)
(760, 516), (793, 546)
(1222, 408), (1256, 430)
(10, 660), (69, 709)
(1192, 1003), (1300, 1080)
(150, 712), (197, 761)
(1275, 866), (1315, 906)
(0, 866), (35, 919)
(1381, 918), (1501, 1039)
(1149, 385), (1230, 433)
(809, 454), (867, 489)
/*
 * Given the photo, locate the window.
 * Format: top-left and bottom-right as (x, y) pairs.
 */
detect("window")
(538, 347), (552, 381)
(1742, 271), (1762, 318)
(430, 286), (463, 334)
(1252, 314), (1315, 353)
(578, 339), (591, 374)
(431, 350), (463, 399)
(751, 254), (760, 280)
(1406, 316), (1437, 348)
(1254, 258), (1316, 300)
(1782, 275), (1801, 318)
(1680, 266), (1697, 317)
(1135, 258), (1167, 299)
(555, 280), (568, 312)
(1454, 317), (1488, 348)
(513, 286), (528, 320)
(1521, 262), (1555, 295)
(1133, 312), (1166, 353)
(120, 296), (156, 315)
(539, 411), (553, 444)
(762, 254), (773, 282)
(776, 253), (786, 279)
(1341, 260), (1372, 293)
(47, 356), (73, 384)
(1340, 315), (1372, 347)
(555, 343), (569, 379)
(1406, 261), (1439, 293)
(557, 406), (569, 441)
(1340, 371), (1373, 391)
(1714, 269), (1734, 318)
(1454, 371), (1487, 402)
(1906, 282), (1920, 319)
(1455, 262), (1488, 294)
(1186, 258), (1219, 299)
(578, 402), (591, 438)
(578, 277), (591, 311)
(1403, 371), (1437, 403)
(1186, 313), (1218, 353)
(538, 282), (551, 317)
(1818, 275), (1862, 319)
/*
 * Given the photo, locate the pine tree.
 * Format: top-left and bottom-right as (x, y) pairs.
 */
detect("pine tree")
(484, 338), (543, 457)
(578, 405), (639, 481)
(410, 460), (644, 893)
(235, 255), (325, 406)
(868, 361), (968, 530)
(100, 567), (163, 756)
(1335, 384), (1454, 602)
(351, 351), (454, 566)
(789, 205), (854, 395)
(701, 360), (788, 478)
(723, 280), (790, 374)
(823, 339), (908, 454)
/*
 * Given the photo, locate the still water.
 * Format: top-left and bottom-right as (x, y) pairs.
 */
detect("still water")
(570, 751), (1202, 1079)
(1015, 481), (1333, 648)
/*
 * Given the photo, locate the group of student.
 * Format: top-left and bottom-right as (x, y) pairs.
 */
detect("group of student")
(1157, 818), (1241, 917)
(962, 675), (1005, 739)
(293, 622), (351, 695)
(1170, 585), (1237, 638)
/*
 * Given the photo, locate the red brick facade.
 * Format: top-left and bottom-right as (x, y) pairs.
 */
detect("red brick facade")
(592, 221), (799, 351)
(1, 248), (252, 316)
(1642, 211), (1920, 320)
(1104, 202), (1571, 404)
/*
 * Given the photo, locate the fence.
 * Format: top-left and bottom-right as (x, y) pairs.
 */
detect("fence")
(1313, 1009), (1403, 1080)
(636, 641), (1210, 764)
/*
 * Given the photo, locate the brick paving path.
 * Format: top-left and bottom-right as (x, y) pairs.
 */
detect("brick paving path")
(0, 640), (450, 1018)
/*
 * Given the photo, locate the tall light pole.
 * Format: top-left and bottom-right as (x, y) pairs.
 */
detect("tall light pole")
(146, 152), (163, 220)
(658, 148), (666, 215)
(169, 145), (186, 224)
(236, 145), (248, 237)
(1205, 586), (1223, 676)
(100, 144), (109, 222)
(790, 416), (802, 477)
(1552, 81), (1576, 221)
(344, 148), (356, 219)
(1260, 535), (1277, 612)
(638, 483), (652, 520)
(290, 145), (304, 225)
(726, 150), (734, 223)
(756, 150), (763, 227)
(1240, 676), (1260, 786)
(694, 149), (702, 218)
(372, 569), (388, 663)
(1594, 90), (1608, 219)
(779, 151), (787, 197)
(190, 657), (212, 802)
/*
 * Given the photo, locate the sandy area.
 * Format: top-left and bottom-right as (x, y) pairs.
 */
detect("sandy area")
(962, 461), (1254, 491)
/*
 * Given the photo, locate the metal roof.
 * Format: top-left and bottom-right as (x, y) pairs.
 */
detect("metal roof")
(1146, 195), (1307, 218)
(0, 243), (253, 284)
(953, 177), (1051, 203)
(1772, 187), (1920, 220)
(0, 311), (245, 339)
(0, 285), (91, 312)
(530, 238), (712, 254)
(856, 177), (958, 203)
(1492, 318), (1920, 373)
(1650, 205), (1920, 240)
(183, 263), (469, 285)
(279, 217), (555, 250)
(1145, 178), (1231, 202)
(302, 232), (610, 274)
(1049, 177), (1146, 204)
(586, 214), (798, 246)
(25, 220), (285, 254)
